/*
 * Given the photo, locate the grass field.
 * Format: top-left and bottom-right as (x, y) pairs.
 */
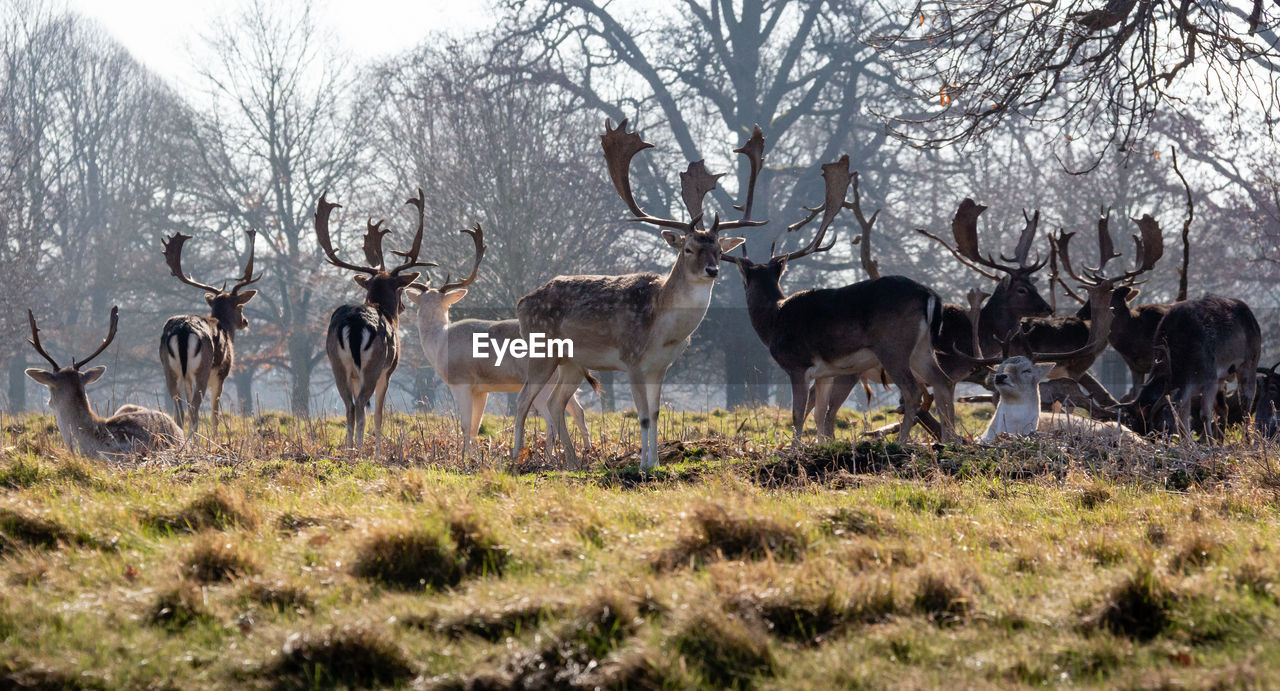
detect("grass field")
(3, 405), (1280, 689)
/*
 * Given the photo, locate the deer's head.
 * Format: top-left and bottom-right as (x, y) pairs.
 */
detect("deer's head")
(24, 306), (119, 408)
(162, 230), (261, 331)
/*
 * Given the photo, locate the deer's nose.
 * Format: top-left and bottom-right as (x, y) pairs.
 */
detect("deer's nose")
(994, 374), (1008, 384)
(705, 265), (719, 278)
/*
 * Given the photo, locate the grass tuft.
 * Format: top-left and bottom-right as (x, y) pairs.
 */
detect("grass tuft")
(146, 583), (212, 631)
(1170, 532), (1222, 572)
(183, 535), (258, 582)
(261, 625), (415, 690)
(913, 570), (973, 624)
(240, 580), (313, 613)
(145, 488), (258, 533)
(0, 507), (75, 553)
(659, 503), (806, 569)
(1093, 566), (1176, 641)
(448, 512), (509, 577)
(673, 608), (775, 687)
(353, 527), (460, 590)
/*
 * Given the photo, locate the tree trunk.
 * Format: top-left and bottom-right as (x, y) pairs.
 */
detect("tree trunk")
(233, 367), (254, 416)
(7, 354), (26, 412)
(288, 333), (314, 417)
(598, 370), (615, 413)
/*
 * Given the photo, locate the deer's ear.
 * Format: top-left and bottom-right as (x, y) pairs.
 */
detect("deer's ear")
(234, 289), (258, 305)
(80, 366), (106, 385)
(1033, 363), (1056, 380)
(205, 293), (217, 305)
(661, 230), (681, 248)
(442, 288), (468, 306)
(353, 275), (370, 289)
(395, 272), (420, 288)
(25, 368), (55, 386)
(718, 236), (745, 253)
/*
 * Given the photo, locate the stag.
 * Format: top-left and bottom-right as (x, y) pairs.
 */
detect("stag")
(160, 230), (260, 433)
(1116, 295), (1260, 439)
(1009, 212), (1164, 410)
(1072, 286), (1171, 399)
(408, 227), (598, 456)
(512, 119), (758, 469)
(812, 199), (1053, 438)
(26, 307), (184, 458)
(722, 157), (956, 445)
(316, 188), (436, 448)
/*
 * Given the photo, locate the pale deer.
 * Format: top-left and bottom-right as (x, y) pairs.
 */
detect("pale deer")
(407, 227), (598, 456)
(159, 230), (260, 434)
(722, 157), (957, 445)
(981, 356), (1144, 444)
(26, 307), (184, 458)
(316, 188), (436, 448)
(1116, 295), (1260, 440)
(512, 119), (758, 469)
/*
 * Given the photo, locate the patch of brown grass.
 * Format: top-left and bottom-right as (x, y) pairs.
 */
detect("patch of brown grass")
(1091, 566), (1176, 641)
(672, 607), (775, 687)
(146, 582), (212, 631)
(0, 507), (77, 554)
(260, 625), (415, 690)
(658, 503), (806, 569)
(913, 569), (974, 625)
(1170, 532), (1222, 572)
(183, 535), (258, 583)
(145, 488), (258, 533)
(240, 580), (313, 614)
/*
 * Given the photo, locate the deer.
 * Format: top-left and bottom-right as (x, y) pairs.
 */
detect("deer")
(159, 230), (260, 434)
(1254, 362), (1280, 438)
(1115, 295), (1261, 440)
(811, 198), (1053, 439)
(980, 356), (1145, 444)
(26, 306), (184, 459)
(315, 188), (437, 449)
(1005, 212), (1164, 413)
(722, 157), (957, 446)
(407, 227), (598, 456)
(1072, 286), (1171, 399)
(511, 119), (759, 469)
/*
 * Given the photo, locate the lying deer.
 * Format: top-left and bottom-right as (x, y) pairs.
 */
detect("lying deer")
(316, 188), (437, 448)
(159, 230), (260, 434)
(981, 356), (1144, 444)
(1116, 295), (1260, 439)
(26, 307), (184, 458)
(723, 157), (956, 445)
(513, 119), (758, 469)
(407, 230), (596, 456)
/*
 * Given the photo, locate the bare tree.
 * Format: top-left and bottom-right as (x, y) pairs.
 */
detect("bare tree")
(184, 0), (365, 415)
(876, 0), (1280, 158)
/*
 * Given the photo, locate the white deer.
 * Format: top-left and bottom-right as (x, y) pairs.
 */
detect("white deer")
(982, 356), (1143, 444)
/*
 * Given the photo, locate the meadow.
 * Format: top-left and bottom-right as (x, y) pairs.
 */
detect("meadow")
(2, 405), (1280, 689)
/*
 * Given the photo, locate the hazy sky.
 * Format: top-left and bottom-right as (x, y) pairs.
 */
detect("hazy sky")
(65, 0), (497, 90)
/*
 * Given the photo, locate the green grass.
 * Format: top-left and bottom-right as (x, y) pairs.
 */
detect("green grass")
(2, 405), (1280, 687)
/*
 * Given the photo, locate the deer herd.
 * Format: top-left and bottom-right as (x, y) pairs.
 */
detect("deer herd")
(21, 119), (1279, 466)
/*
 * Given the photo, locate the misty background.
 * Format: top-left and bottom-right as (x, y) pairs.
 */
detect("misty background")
(3, 0), (1279, 419)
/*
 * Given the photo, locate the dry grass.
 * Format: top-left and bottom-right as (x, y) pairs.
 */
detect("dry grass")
(1, 406), (1279, 688)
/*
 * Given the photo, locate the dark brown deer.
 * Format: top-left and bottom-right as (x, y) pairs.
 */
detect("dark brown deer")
(512, 119), (759, 469)
(722, 157), (956, 445)
(159, 230), (260, 434)
(1116, 296), (1261, 439)
(812, 199), (1053, 437)
(1009, 212), (1164, 411)
(1072, 287), (1171, 399)
(27, 307), (184, 458)
(316, 188), (436, 448)
(1254, 361), (1280, 437)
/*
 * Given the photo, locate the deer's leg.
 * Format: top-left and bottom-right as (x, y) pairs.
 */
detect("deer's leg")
(626, 367), (653, 469)
(788, 371), (810, 447)
(466, 390), (489, 458)
(208, 373), (225, 433)
(811, 378), (832, 438)
(910, 344), (955, 442)
(567, 394), (591, 450)
(371, 370), (390, 440)
(642, 366), (669, 468)
(188, 386), (204, 437)
(513, 358), (557, 460)
(163, 367), (184, 430)
(449, 384), (473, 456)
(533, 378), (557, 451)
(548, 368), (586, 468)
(334, 374), (355, 449)
(822, 375), (859, 438)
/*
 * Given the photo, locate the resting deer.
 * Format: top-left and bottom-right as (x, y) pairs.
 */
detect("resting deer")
(813, 199), (1054, 437)
(159, 230), (260, 433)
(407, 227), (597, 456)
(723, 157), (956, 445)
(26, 307), (184, 458)
(512, 119), (758, 469)
(981, 356), (1144, 444)
(1116, 295), (1260, 440)
(316, 188), (437, 448)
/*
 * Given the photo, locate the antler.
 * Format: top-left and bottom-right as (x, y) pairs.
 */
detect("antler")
(73, 306), (119, 369)
(230, 230), (261, 294)
(1056, 212), (1163, 287)
(965, 288), (990, 357)
(362, 219), (390, 269)
(917, 199), (1047, 280)
(27, 309), (59, 368)
(314, 193), (378, 275)
(719, 125), (767, 231)
(769, 156), (851, 263)
(680, 161), (723, 229)
(162, 233), (221, 293)
(439, 224), (487, 293)
(390, 188), (435, 275)
(601, 119), (688, 231)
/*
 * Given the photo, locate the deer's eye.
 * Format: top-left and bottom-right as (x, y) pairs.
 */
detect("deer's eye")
(684, 248), (693, 254)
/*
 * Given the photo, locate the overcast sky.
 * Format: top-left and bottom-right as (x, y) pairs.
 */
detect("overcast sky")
(65, 0), (497, 91)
